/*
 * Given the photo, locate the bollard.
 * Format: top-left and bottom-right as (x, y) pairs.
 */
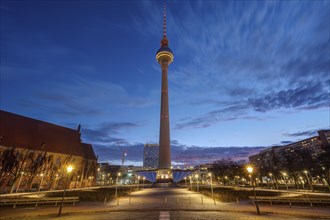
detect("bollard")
(236, 196), (239, 204)
(104, 196), (107, 204)
(213, 198), (216, 205)
(201, 196), (204, 204)
(189, 196), (191, 204)
(117, 197), (119, 206)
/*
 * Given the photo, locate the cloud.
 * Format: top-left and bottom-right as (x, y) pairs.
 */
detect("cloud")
(95, 140), (266, 166)
(15, 78), (154, 118)
(171, 145), (267, 165)
(136, 1), (330, 131)
(248, 81), (329, 112)
(283, 129), (322, 138)
(82, 122), (140, 145)
(174, 80), (328, 130)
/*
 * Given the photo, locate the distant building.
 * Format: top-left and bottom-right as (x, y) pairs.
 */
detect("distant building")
(0, 110), (98, 193)
(249, 130), (330, 170)
(318, 130), (330, 147)
(96, 163), (144, 185)
(143, 144), (159, 169)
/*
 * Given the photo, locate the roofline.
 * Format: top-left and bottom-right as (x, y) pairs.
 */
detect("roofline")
(0, 110), (78, 133)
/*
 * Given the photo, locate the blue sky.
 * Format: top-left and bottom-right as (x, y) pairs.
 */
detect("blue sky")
(1, 0), (329, 166)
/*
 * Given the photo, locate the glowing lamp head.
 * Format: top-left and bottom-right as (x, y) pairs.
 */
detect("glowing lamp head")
(247, 166), (253, 173)
(67, 166), (73, 173)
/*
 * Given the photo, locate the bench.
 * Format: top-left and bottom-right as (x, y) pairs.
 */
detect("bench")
(0, 197), (79, 208)
(249, 196), (330, 207)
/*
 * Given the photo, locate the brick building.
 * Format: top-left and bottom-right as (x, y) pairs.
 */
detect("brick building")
(0, 110), (98, 193)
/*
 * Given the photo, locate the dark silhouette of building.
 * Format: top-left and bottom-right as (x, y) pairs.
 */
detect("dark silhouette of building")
(0, 110), (97, 193)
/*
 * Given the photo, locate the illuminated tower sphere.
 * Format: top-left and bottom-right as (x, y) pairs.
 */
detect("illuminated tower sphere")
(156, 0), (174, 170)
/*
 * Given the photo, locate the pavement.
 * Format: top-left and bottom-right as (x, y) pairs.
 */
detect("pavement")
(1, 184), (329, 219)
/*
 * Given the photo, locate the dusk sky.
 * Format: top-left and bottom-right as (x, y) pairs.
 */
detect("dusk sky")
(1, 0), (329, 166)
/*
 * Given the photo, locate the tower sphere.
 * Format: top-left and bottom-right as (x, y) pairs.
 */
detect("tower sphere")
(156, 46), (174, 64)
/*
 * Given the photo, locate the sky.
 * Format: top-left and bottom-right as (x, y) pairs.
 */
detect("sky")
(1, 0), (329, 166)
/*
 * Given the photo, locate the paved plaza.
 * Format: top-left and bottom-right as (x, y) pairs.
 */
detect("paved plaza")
(1, 184), (329, 220)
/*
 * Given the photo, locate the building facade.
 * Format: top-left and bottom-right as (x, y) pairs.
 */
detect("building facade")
(143, 144), (159, 169)
(249, 130), (330, 175)
(0, 110), (98, 193)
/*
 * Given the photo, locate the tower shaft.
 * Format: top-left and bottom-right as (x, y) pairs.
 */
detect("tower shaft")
(158, 62), (171, 169)
(156, 0), (173, 173)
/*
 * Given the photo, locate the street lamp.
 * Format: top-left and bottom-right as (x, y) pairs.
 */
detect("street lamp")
(247, 166), (260, 215)
(195, 174), (199, 192)
(268, 173), (275, 189)
(115, 172), (121, 198)
(137, 175), (141, 190)
(208, 173), (214, 200)
(224, 176), (228, 186)
(189, 176), (192, 190)
(107, 173), (111, 185)
(303, 170), (314, 192)
(58, 165), (73, 217)
(184, 177), (187, 188)
(299, 176), (305, 189)
(38, 173), (45, 192)
(282, 172), (289, 192)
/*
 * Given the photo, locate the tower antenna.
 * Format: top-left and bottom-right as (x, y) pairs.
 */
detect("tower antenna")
(163, 0), (167, 37)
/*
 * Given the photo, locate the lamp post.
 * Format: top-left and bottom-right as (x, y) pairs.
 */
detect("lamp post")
(58, 165), (73, 217)
(303, 170), (314, 192)
(184, 177), (187, 188)
(208, 173), (214, 200)
(282, 172), (289, 192)
(195, 174), (199, 192)
(38, 173), (44, 192)
(76, 175), (80, 188)
(115, 172), (121, 198)
(269, 173), (275, 189)
(137, 176), (140, 190)
(54, 174), (59, 190)
(299, 176), (305, 189)
(189, 176), (192, 190)
(107, 174), (111, 186)
(247, 166), (260, 215)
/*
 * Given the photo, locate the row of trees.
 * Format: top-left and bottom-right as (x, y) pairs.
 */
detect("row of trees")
(254, 146), (330, 188)
(209, 146), (330, 190)
(1, 147), (53, 193)
(0, 147), (96, 193)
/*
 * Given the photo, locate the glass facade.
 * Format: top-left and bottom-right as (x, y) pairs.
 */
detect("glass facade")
(143, 144), (159, 169)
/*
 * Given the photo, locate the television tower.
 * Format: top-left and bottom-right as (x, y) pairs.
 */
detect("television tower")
(156, 0), (174, 170)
